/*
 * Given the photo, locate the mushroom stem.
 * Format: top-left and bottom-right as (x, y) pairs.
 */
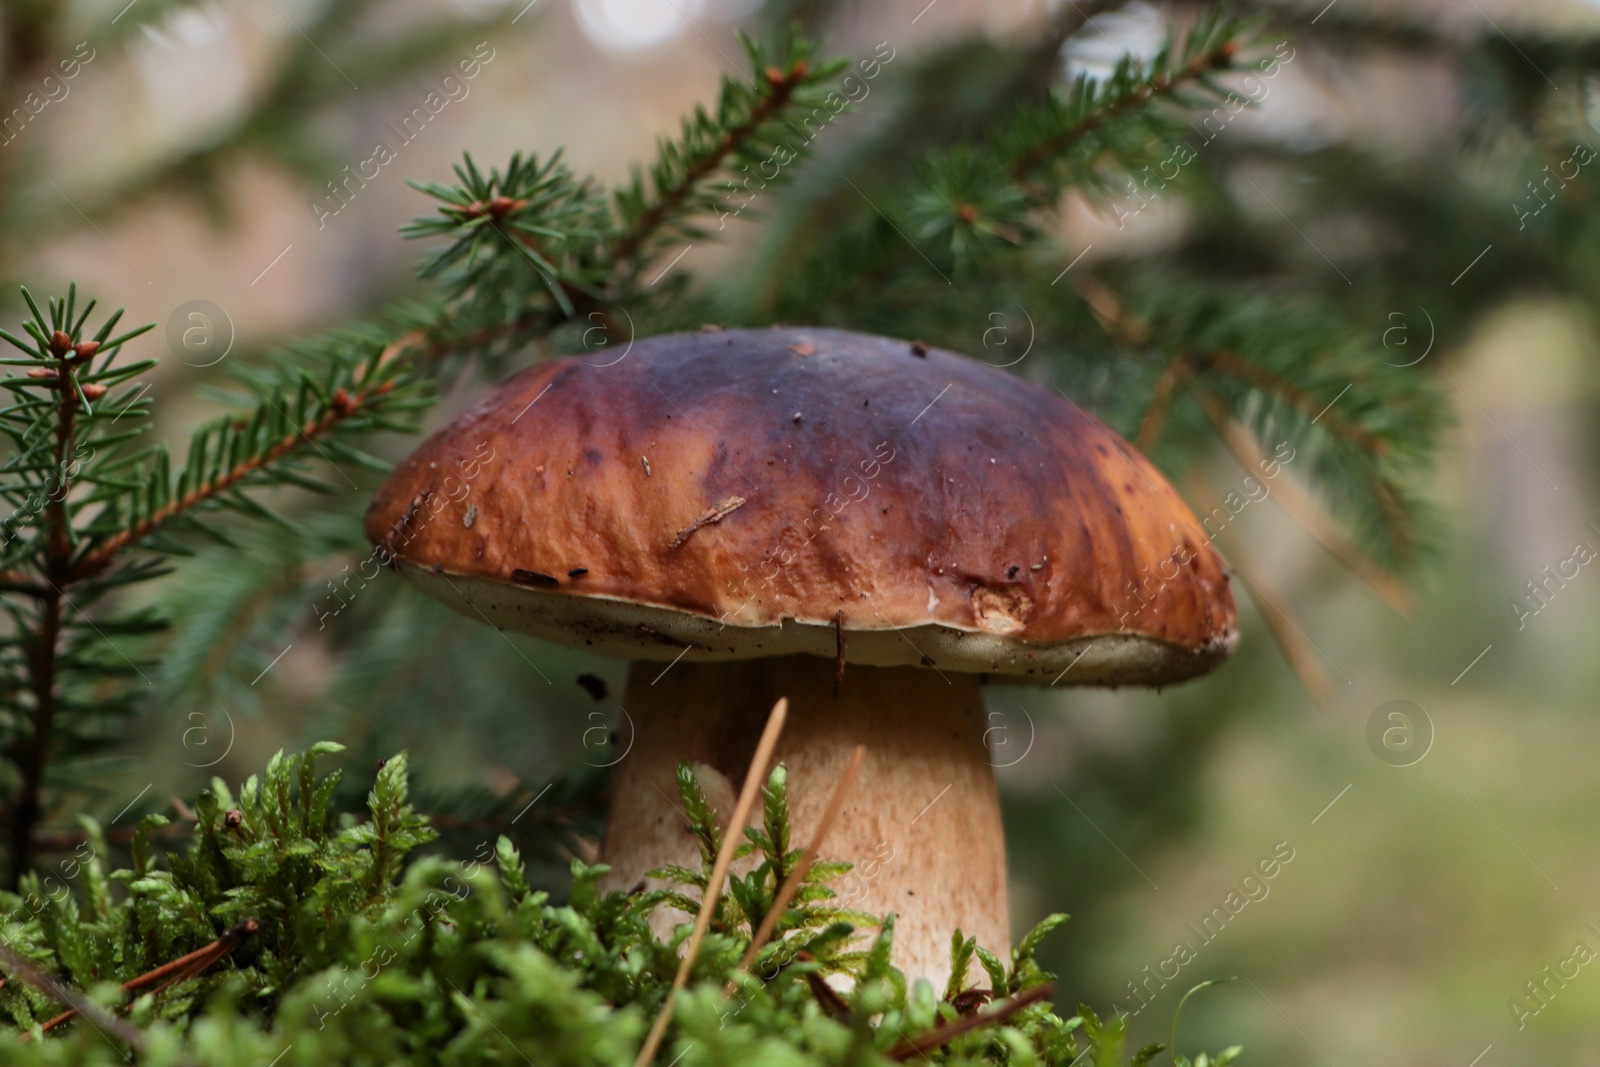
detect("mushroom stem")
(601, 654), (1009, 988)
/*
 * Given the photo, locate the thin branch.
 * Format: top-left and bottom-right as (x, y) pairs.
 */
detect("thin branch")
(0, 935), (147, 1051)
(886, 983), (1057, 1061)
(611, 63), (810, 269)
(1137, 353), (1191, 452)
(1195, 385), (1415, 617)
(32, 920), (259, 1037)
(1009, 38), (1240, 182)
(1186, 470), (1333, 705)
(1200, 349), (1418, 565)
(1201, 349), (1385, 457)
(69, 376), (387, 581)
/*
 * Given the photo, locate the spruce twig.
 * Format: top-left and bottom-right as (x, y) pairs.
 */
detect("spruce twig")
(1008, 38), (1241, 182)
(70, 375), (392, 581)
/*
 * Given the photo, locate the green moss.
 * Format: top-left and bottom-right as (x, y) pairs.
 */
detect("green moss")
(0, 748), (1238, 1066)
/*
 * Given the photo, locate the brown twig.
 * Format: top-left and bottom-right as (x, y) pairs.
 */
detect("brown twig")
(1187, 471), (1334, 705)
(668, 496), (748, 551)
(0, 935), (146, 1049)
(886, 983), (1057, 1061)
(633, 698), (789, 1067)
(1137, 354), (1191, 452)
(30, 920), (259, 1037)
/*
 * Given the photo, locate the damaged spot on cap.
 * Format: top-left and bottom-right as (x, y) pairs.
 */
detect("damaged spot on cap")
(510, 569), (560, 587)
(972, 585), (1032, 634)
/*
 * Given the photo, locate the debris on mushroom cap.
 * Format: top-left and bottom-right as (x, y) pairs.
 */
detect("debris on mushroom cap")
(364, 327), (1238, 687)
(668, 495), (747, 551)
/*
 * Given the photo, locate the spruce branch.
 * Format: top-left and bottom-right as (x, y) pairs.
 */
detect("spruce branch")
(751, 12), (1260, 292)
(1005, 14), (1249, 185)
(608, 47), (824, 271)
(1195, 384), (1415, 616)
(69, 346), (405, 581)
(399, 33), (847, 364)
(1082, 275), (1442, 575)
(0, 287), (433, 885)
(0, 287), (155, 882)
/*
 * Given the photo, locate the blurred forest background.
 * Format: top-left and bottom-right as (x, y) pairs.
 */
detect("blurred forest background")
(3, 0), (1599, 1063)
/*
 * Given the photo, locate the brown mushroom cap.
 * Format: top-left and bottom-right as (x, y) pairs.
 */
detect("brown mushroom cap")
(365, 327), (1236, 685)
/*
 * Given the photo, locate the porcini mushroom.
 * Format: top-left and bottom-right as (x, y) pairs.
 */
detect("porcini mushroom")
(365, 327), (1236, 985)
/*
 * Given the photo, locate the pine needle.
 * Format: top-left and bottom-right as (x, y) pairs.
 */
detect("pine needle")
(634, 697), (789, 1067)
(0, 936), (148, 1051)
(33, 920), (259, 1036)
